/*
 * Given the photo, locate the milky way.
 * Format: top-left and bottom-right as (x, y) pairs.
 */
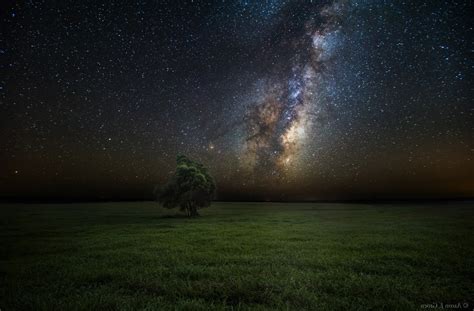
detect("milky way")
(242, 1), (347, 178)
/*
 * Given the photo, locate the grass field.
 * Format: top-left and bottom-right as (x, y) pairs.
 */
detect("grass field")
(1, 202), (473, 310)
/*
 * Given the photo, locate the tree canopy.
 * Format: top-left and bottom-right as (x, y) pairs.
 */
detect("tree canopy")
(157, 155), (216, 217)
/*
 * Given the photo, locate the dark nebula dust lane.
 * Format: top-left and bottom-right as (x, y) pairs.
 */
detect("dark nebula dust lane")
(0, 0), (472, 200)
(241, 1), (348, 176)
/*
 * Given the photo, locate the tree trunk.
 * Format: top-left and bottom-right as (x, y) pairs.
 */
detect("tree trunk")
(190, 204), (199, 217)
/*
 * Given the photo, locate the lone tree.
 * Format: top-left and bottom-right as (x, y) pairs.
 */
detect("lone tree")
(157, 155), (216, 217)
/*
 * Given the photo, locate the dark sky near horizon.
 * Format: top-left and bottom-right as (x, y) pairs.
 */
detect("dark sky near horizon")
(1, 0), (472, 201)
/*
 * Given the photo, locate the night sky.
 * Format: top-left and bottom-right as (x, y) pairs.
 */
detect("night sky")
(1, 0), (472, 201)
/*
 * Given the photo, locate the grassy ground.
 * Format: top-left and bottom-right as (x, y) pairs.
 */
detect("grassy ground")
(0, 202), (473, 310)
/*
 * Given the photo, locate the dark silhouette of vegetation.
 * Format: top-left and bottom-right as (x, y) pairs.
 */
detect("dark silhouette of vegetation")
(157, 155), (216, 217)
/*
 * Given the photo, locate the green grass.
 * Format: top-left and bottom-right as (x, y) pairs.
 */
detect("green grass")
(1, 202), (473, 310)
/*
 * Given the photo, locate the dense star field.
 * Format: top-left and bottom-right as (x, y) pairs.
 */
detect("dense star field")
(1, 0), (472, 200)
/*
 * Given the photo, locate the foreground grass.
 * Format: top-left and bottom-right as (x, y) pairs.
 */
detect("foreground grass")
(0, 202), (473, 310)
